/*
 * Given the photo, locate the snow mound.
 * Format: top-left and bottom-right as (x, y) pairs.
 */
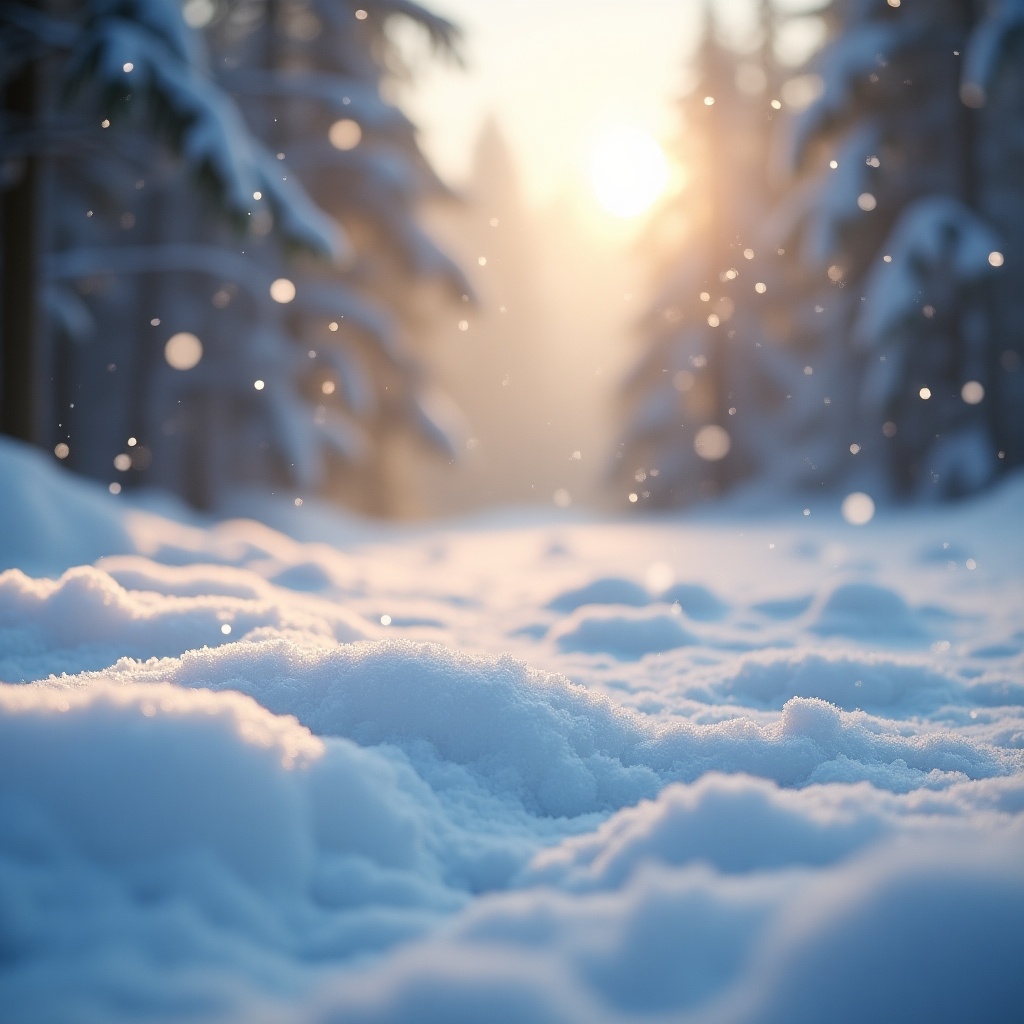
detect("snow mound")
(5, 677), (1021, 1024)
(811, 582), (928, 642)
(2, 436), (1023, 1021)
(52, 639), (1020, 812)
(0, 564), (370, 681)
(549, 607), (698, 659)
(64, 639), (664, 818)
(525, 774), (891, 888)
(0, 438), (134, 575)
(546, 577), (649, 613)
(305, 833), (1024, 1024)
(0, 681), (465, 1021)
(271, 559), (337, 592)
(681, 649), (1024, 714)
(659, 582), (730, 621)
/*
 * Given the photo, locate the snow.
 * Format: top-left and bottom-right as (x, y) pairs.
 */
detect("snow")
(855, 196), (1001, 352)
(67, 0), (339, 256)
(1, 436), (1023, 1022)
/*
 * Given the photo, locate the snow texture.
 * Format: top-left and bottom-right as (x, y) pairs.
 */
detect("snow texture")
(1, 438), (1023, 1022)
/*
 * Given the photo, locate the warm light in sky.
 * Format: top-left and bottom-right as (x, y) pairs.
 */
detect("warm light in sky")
(590, 127), (669, 218)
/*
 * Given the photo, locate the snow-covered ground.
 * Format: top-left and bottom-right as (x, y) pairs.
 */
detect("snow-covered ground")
(2, 436), (1023, 1023)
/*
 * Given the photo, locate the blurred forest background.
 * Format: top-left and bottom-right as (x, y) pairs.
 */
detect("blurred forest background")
(1, 0), (1022, 519)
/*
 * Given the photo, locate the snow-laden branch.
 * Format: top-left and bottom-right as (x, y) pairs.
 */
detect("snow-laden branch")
(223, 71), (411, 134)
(961, 0), (1024, 106)
(64, 0), (341, 257)
(44, 242), (277, 305)
(855, 196), (1000, 351)
(786, 20), (918, 172)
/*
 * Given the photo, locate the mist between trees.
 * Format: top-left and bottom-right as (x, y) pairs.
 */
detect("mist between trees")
(2, 0), (1022, 517)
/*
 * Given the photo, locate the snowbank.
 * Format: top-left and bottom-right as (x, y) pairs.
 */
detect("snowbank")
(1, 437), (1023, 1021)
(0, 438), (134, 575)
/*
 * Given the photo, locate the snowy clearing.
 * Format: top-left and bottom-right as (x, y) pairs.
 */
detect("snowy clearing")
(2, 437), (1023, 1023)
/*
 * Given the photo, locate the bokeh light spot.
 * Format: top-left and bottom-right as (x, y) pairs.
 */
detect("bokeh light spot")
(164, 332), (203, 371)
(270, 278), (296, 303)
(328, 119), (362, 151)
(842, 492), (876, 525)
(694, 425), (731, 461)
(961, 380), (985, 404)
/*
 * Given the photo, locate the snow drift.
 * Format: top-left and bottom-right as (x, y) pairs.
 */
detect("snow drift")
(1, 438), (1022, 1022)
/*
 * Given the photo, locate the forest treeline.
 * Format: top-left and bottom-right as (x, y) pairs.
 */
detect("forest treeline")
(2, 0), (1022, 514)
(1, 0), (466, 513)
(621, 0), (1024, 506)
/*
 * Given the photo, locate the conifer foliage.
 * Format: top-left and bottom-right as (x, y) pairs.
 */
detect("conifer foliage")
(619, 1), (779, 506)
(624, 0), (1024, 506)
(0, 0), (466, 511)
(775, 0), (1024, 500)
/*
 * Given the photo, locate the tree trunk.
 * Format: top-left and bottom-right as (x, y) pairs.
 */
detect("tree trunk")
(1, 57), (38, 443)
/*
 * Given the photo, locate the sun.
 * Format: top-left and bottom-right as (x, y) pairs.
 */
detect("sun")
(590, 127), (669, 218)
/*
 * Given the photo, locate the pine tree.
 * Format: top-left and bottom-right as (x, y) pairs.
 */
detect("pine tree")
(623, 0), (1024, 508)
(1, 0), (331, 458)
(198, 0), (470, 513)
(768, 0), (1024, 500)
(3, 0), (468, 514)
(619, 1), (780, 506)
(1, 0), (338, 501)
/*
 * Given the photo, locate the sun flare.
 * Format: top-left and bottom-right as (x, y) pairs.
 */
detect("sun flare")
(590, 127), (669, 218)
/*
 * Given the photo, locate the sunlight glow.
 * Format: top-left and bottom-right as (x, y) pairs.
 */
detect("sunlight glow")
(590, 127), (668, 218)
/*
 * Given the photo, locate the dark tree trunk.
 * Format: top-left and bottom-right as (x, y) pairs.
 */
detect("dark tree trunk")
(1, 57), (39, 443)
(954, 0), (979, 209)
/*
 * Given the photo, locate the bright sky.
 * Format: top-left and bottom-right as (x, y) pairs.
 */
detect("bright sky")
(394, 0), (825, 208)
(394, 1), (704, 206)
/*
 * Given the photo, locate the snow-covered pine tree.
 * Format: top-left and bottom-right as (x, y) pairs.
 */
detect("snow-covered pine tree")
(5, 0), (467, 513)
(191, 0), (470, 514)
(1, 0), (340, 501)
(768, 0), (1024, 500)
(1, 0), (331, 460)
(618, 1), (780, 507)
